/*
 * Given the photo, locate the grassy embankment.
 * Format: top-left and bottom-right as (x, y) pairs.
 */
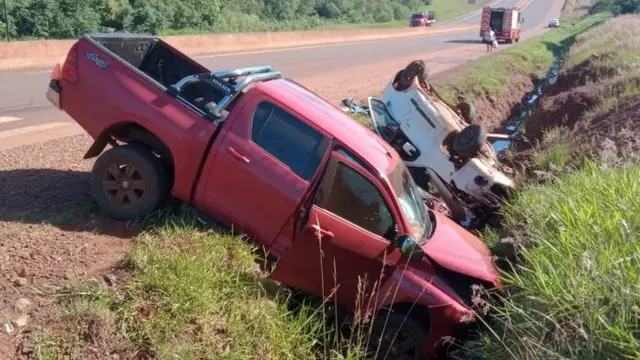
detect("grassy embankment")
(438, 13), (640, 359)
(37, 213), (369, 359)
(434, 12), (611, 103)
(162, 0), (492, 35)
(313, 0), (493, 30)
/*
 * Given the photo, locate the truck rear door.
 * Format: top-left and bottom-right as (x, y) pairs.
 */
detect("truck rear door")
(194, 92), (331, 247)
(480, 7), (491, 36)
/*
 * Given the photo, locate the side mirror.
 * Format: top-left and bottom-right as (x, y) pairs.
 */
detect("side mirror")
(394, 234), (425, 261)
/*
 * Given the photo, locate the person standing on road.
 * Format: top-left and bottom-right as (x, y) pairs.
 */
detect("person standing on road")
(484, 28), (495, 52)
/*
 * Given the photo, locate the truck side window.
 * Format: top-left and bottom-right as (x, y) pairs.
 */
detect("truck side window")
(317, 162), (395, 239)
(251, 101), (328, 181)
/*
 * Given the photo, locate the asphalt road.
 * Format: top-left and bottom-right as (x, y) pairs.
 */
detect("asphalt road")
(0, 0), (556, 136)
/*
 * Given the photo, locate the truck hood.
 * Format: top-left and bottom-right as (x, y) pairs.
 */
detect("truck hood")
(422, 211), (499, 285)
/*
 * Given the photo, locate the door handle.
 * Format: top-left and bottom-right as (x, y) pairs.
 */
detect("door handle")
(307, 224), (334, 240)
(227, 147), (250, 163)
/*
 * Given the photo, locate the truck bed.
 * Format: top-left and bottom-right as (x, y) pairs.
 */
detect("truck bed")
(89, 33), (206, 88)
(87, 33), (231, 111)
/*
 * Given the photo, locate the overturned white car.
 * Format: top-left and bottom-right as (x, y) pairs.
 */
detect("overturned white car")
(368, 60), (516, 228)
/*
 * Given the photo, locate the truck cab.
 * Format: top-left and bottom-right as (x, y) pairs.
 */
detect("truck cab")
(46, 33), (502, 359)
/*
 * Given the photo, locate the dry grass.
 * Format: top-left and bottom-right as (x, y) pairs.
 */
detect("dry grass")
(565, 14), (640, 71)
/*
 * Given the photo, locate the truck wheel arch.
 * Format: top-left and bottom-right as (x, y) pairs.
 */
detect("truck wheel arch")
(84, 123), (175, 187)
(382, 302), (431, 328)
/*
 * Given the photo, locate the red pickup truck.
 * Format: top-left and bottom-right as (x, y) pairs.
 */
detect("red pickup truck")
(46, 33), (501, 359)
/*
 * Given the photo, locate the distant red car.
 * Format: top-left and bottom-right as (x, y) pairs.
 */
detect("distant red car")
(410, 11), (435, 27)
(46, 33), (501, 359)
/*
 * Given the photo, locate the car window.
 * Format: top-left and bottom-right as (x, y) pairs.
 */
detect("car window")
(370, 99), (401, 143)
(316, 160), (395, 239)
(252, 101), (328, 181)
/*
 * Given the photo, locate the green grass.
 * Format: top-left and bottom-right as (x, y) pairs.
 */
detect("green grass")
(437, 13), (612, 103)
(35, 215), (367, 360)
(563, 14), (640, 125)
(350, 113), (372, 128)
(159, 0), (494, 35)
(479, 161), (640, 359)
(529, 127), (574, 171)
(430, 12), (640, 359)
(314, 0), (494, 30)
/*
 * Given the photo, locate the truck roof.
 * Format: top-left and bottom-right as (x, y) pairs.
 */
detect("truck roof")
(252, 79), (400, 174)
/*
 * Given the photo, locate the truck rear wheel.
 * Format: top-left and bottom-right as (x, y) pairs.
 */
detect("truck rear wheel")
(91, 144), (170, 221)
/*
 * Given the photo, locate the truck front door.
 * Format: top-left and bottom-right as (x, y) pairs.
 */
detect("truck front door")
(271, 148), (402, 310)
(196, 95), (331, 246)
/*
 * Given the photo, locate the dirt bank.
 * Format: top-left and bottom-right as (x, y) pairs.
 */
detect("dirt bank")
(431, 67), (536, 132)
(521, 14), (640, 164)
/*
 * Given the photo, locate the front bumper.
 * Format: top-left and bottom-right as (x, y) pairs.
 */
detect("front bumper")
(46, 80), (62, 110)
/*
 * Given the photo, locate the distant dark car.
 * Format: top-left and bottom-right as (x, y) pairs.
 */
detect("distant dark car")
(409, 11), (435, 27)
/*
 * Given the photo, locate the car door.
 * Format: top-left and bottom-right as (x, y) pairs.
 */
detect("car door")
(197, 95), (331, 246)
(270, 147), (401, 309)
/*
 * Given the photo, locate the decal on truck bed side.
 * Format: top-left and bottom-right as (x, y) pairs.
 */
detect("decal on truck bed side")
(86, 53), (110, 69)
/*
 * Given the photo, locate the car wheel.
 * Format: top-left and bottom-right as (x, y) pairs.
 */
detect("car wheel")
(453, 124), (487, 159)
(367, 309), (429, 360)
(398, 60), (430, 90)
(455, 102), (477, 124)
(91, 144), (170, 221)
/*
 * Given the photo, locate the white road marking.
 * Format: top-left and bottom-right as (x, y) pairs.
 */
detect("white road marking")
(0, 122), (70, 139)
(0, 116), (23, 124)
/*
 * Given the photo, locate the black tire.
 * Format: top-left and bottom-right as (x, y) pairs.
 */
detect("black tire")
(454, 102), (477, 124)
(91, 144), (170, 221)
(425, 168), (467, 222)
(453, 124), (487, 159)
(367, 309), (429, 360)
(398, 60), (429, 90)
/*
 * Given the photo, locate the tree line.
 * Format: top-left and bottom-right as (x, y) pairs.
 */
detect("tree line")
(0, 0), (434, 40)
(592, 0), (640, 15)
